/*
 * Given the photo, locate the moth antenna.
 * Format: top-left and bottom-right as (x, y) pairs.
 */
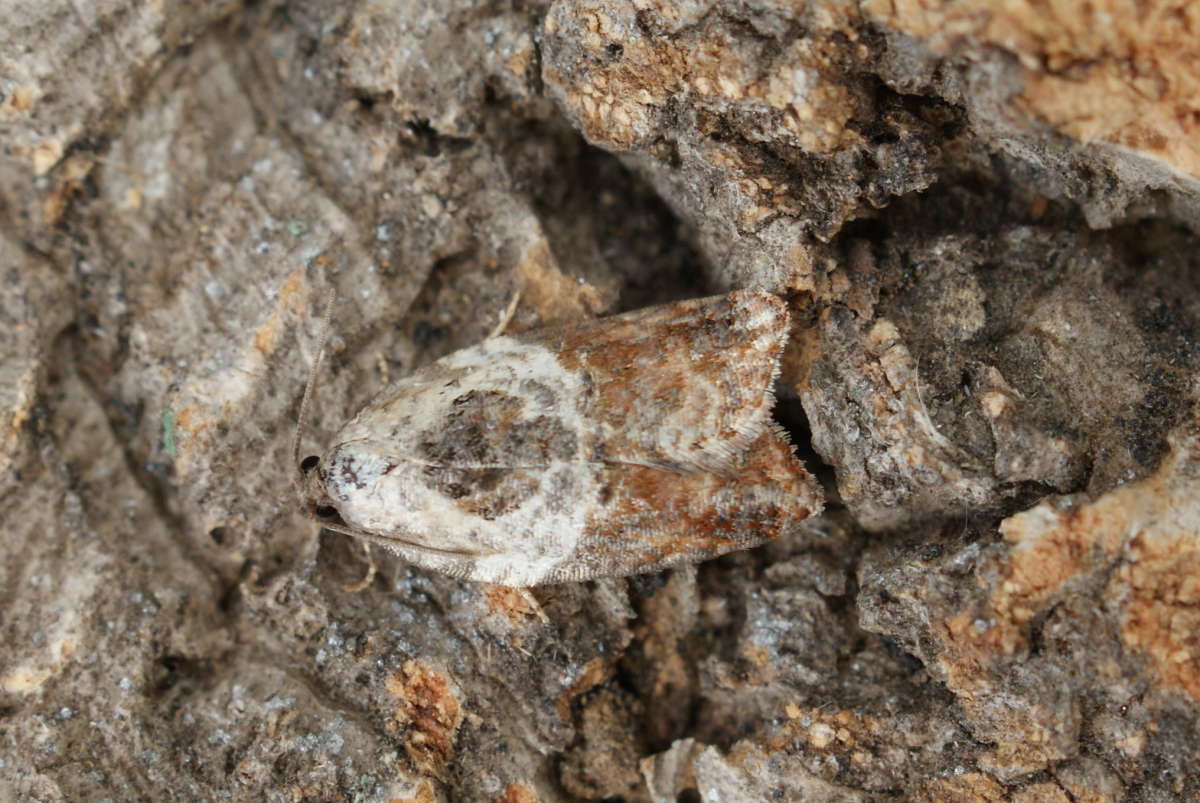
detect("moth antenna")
(293, 289), (337, 483)
(488, 289), (521, 339)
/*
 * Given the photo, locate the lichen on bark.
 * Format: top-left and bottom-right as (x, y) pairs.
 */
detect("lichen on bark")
(1, 1), (1198, 800)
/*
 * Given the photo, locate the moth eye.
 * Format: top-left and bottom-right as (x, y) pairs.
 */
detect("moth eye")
(314, 505), (337, 519)
(300, 455), (320, 472)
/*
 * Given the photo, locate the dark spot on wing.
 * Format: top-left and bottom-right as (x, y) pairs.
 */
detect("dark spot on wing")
(339, 460), (366, 489)
(418, 389), (578, 465)
(419, 466), (539, 520)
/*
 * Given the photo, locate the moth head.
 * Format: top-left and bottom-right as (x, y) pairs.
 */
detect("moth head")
(298, 452), (342, 523)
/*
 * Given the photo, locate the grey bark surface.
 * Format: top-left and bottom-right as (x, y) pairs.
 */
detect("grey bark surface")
(2, 1), (1198, 801)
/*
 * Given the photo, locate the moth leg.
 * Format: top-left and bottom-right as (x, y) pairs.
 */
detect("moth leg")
(518, 587), (549, 624)
(488, 290), (521, 339)
(342, 540), (377, 593)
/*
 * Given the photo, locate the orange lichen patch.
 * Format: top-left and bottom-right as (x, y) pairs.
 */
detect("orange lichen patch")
(278, 267), (307, 315)
(939, 610), (1012, 668)
(173, 406), (216, 442)
(989, 502), (1126, 651)
(170, 402), (238, 475)
(914, 428), (1199, 778)
(916, 772), (1006, 802)
(514, 239), (609, 329)
(542, 3), (860, 231)
(863, 0), (1200, 179)
(490, 783), (540, 803)
(769, 704), (882, 755)
(555, 656), (613, 722)
(254, 272), (305, 355)
(385, 661), (464, 774)
(935, 576), (1046, 684)
(482, 585), (543, 624)
(1008, 435), (1198, 700)
(934, 614), (1091, 775)
(937, 427), (1200, 701)
(1114, 525), (1200, 700)
(544, 4), (861, 154)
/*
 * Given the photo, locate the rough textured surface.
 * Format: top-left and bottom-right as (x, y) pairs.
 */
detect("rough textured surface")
(1, 0), (1198, 800)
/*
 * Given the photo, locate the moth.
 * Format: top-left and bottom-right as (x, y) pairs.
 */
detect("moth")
(295, 290), (822, 587)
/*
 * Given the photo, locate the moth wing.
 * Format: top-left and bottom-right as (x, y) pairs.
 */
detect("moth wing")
(543, 427), (822, 582)
(315, 289), (819, 586)
(321, 433), (820, 586)
(318, 439), (602, 585)
(527, 290), (789, 475)
(337, 290), (788, 477)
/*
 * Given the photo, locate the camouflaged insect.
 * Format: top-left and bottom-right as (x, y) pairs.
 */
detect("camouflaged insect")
(296, 290), (822, 587)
